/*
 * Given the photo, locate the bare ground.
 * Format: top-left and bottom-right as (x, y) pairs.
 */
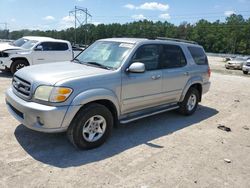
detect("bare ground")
(0, 57), (249, 188)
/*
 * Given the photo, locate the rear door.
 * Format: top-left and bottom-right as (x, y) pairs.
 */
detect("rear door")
(160, 44), (190, 102)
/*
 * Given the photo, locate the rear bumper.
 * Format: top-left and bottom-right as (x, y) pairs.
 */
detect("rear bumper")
(202, 82), (210, 95)
(5, 87), (69, 133)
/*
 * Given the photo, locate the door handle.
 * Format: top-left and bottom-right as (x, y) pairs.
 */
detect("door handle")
(151, 75), (161, 80)
(184, 72), (189, 76)
(37, 58), (45, 60)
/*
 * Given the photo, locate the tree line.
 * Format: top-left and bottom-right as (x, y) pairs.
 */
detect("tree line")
(0, 14), (249, 54)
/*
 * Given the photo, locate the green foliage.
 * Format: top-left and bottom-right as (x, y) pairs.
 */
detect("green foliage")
(1, 14), (249, 54)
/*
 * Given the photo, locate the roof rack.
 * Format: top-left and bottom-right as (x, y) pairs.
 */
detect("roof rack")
(156, 37), (198, 45)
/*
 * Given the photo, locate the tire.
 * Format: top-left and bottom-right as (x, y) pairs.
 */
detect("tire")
(67, 103), (113, 150)
(10, 59), (29, 74)
(243, 71), (248, 75)
(178, 87), (199, 116)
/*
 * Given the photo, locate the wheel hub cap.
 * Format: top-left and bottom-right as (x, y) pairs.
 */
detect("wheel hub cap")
(187, 94), (197, 111)
(82, 115), (107, 142)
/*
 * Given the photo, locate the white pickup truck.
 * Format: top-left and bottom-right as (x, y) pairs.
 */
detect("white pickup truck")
(0, 36), (82, 74)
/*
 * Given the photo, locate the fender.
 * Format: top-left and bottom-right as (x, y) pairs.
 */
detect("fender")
(61, 88), (120, 128)
(179, 76), (203, 102)
(11, 56), (31, 65)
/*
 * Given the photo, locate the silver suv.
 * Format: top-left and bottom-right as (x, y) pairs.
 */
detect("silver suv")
(5, 38), (211, 149)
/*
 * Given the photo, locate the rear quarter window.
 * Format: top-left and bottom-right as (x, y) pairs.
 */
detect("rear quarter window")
(188, 46), (208, 65)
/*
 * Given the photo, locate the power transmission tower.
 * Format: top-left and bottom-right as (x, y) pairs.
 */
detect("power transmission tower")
(69, 6), (92, 45)
(0, 22), (8, 30)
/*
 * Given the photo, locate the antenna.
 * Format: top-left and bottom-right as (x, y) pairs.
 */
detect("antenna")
(69, 6), (92, 45)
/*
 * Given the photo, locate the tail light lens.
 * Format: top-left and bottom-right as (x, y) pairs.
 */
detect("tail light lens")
(208, 67), (211, 78)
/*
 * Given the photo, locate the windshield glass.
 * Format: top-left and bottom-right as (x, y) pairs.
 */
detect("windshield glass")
(12, 38), (29, 47)
(75, 41), (134, 69)
(21, 40), (38, 49)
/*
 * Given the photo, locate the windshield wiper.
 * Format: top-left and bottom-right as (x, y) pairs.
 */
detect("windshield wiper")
(72, 58), (82, 64)
(84, 62), (112, 70)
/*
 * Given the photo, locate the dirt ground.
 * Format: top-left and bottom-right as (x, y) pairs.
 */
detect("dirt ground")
(0, 56), (250, 188)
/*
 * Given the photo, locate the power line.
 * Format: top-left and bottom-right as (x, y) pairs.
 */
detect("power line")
(69, 6), (92, 44)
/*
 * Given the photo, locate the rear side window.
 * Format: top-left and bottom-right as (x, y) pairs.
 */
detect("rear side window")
(40, 42), (69, 51)
(188, 46), (208, 65)
(159, 44), (187, 69)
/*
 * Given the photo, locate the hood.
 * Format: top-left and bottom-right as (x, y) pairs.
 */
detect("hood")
(15, 62), (111, 85)
(0, 42), (22, 51)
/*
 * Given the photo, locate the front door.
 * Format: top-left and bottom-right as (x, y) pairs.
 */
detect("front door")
(121, 44), (163, 114)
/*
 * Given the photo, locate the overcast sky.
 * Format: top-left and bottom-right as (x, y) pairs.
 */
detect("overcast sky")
(0, 0), (250, 31)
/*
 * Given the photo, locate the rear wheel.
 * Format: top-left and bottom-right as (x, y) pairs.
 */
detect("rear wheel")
(243, 71), (248, 75)
(10, 59), (29, 74)
(178, 87), (199, 115)
(67, 103), (113, 150)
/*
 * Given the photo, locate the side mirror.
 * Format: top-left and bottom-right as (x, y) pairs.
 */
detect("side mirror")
(34, 45), (43, 51)
(127, 62), (145, 73)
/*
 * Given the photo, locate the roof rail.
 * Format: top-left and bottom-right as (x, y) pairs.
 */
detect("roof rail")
(156, 37), (198, 45)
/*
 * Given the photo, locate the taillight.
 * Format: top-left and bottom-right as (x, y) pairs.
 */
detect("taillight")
(208, 67), (211, 78)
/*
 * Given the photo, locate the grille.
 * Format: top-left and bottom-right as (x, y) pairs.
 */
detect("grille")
(247, 62), (250, 66)
(12, 76), (31, 98)
(0, 51), (9, 57)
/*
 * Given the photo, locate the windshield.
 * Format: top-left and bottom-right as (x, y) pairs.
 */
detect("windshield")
(12, 38), (29, 47)
(21, 40), (38, 49)
(75, 41), (134, 69)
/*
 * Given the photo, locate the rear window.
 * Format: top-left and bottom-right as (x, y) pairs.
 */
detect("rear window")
(188, 46), (208, 65)
(40, 42), (69, 51)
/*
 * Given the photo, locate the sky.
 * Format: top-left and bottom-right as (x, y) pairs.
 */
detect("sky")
(0, 0), (250, 31)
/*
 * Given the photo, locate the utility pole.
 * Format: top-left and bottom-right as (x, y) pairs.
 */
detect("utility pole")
(0, 22), (9, 39)
(69, 6), (92, 45)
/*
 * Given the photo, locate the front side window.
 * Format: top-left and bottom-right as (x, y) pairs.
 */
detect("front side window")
(132, 45), (159, 71)
(75, 41), (134, 69)
(188, 46), (208, 65)
(159, 44), (187, 69)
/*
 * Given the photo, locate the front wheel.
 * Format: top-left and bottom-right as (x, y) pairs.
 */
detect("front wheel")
(178, 87), (199, 115)
(10, 60), (29, 74)
(67, 103), (113, 150)
(243, 71), (248, 75)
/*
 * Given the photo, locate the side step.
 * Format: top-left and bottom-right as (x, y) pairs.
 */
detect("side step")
(119, 104), (179, 124)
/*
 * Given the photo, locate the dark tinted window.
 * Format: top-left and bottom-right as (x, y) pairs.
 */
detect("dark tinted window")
(40, 42), (69, 51)
(132, 45), (159, 70)
(188, 46), (208, 65)
(159, 44), (187, 69)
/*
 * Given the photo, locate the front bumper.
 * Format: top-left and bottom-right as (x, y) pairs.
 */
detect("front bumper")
(242, 65), (250, 72)
(5, 87), (70, 133)
(0, 58), (12, 70)
(225, 64), (242, 69)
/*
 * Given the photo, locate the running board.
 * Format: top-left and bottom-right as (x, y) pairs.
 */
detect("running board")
(119, 104), (179, 124)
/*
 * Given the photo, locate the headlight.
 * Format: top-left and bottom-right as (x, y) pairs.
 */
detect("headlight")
(34, 86), (73, 102)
